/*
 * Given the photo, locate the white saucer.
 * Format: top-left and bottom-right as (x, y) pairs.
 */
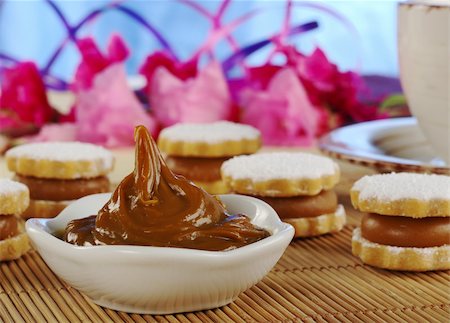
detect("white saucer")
(318, 117), (449, 174)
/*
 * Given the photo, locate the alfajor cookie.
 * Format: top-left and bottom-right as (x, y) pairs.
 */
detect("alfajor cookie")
(221, 152), (345, 238)
(351, 173), (450, 271)
(6, 142), (114, 219)
(0, 179), (31, 261)
(158, 121), (261, 194)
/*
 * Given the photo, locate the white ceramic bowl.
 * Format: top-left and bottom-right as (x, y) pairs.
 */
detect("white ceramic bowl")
(398, 0), (450, 163)
(26, 193), (294, 314)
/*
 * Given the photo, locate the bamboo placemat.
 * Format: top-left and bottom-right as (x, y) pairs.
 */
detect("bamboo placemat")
(0, 151), (449, 322)
(1, 224), (449, 322)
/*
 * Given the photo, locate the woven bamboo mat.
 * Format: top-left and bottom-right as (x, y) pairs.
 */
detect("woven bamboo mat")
(0, 152), (449, 322)
(1, 224), (449, 323)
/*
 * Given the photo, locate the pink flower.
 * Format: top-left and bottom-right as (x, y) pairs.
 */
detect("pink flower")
(75, 63), (157, 147)
(245, 65), (282, 91)
(73, 34), (129, 91)
(228, 65), (282, 103)
(230, 46), (386, 145)
(150, 61), (235, 127)
(295, 47), (386, 125)
(296, 47), (337, 93)
(65, 34), (157, 147)
(139, 51), (197, 95)
(30, 123), (77, 142)
(0, 62), (54, 131)
(240, 68), (320, 146)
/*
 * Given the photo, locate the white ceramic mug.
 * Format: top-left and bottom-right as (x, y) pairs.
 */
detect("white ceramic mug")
(397, 0), (450, 163)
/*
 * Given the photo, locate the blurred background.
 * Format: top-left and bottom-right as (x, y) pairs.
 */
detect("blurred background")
(0, 0), (400, 81)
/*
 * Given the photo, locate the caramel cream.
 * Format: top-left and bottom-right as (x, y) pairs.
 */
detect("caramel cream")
(361, 213), (450, 248)
(0, 215), (19, 240)
(165, 156), (228, 181)
(65, 126), (269, 251)
(15, 175), (110, 201)
(257, 190), (338, 219)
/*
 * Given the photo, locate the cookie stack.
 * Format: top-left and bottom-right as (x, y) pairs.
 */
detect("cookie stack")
(158, 121), (261, 194)
(351, 173), (450, 271)
(221, 152), (346, 238)
(0, 179), (31, 261)
(6, 142), (114, 218)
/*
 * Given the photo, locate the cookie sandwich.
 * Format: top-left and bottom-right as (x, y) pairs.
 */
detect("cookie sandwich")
(351, 173), (450, 271)
(6, 142), (114, 219)
(158, 121), (261, 194)
(221, 152), (346, 237)
(0, 179), (31, 261)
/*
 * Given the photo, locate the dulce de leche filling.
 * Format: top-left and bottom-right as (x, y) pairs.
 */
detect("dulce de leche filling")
(64, 126), (269, 251)
(165, 156), (228, 182)
(0, 215), (20, 240)
(361, 213), (450, 248)
(14, 175), (110, 201)
(257, 190), (338, 219)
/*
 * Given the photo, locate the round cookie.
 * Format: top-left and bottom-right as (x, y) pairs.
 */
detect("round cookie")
(6, 142), (114, 179)
(0, 221), (30, 261)
(352, 228), (449, 271)
(190, 179), (230, 196)
(158, 121), (261, 157)
(221, 152), (340, 197)
(221, 152), (345, 238)
(6, 142), (114, 219)
(0, 179), (30, 215)
(350, 172), (450, 271)
(21, 200), (70, 220)
(0, 179), (30, 261)
(351, 173), (450, 218)
(159, 121), (261, 194)
(285, 205), (346, 238)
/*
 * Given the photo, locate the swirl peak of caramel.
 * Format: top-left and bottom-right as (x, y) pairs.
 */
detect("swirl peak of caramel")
(65, 126), (269, 251)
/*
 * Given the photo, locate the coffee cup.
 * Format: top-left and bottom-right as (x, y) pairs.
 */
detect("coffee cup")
(397, 0), (449, 163)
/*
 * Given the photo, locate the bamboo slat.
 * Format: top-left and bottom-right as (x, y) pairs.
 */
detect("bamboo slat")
(0, 226), (448, 322)
(0, 150), (448, 322)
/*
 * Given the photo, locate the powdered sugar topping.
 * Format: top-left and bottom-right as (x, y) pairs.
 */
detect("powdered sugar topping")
(159, 121), (260, 143)
(352, 173), (450, 201)
(6, 142), (114, 169)
(221, 152), (339, 181)
(0, 178), (29, 196)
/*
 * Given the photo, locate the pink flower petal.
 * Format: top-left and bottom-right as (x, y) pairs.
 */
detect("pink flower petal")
(0, 62), (54, 129)
(139, 51), (197, 95)
(30, 123), (77, 142)
(75, 63), (157, 147)
(150, 61), (233, 127)
(296, 47), (337, 92)
(241, 67), (320, 146)
(73, 35), (129, 91)
(74, 38), (109, 90)
(107, 34), (129, 63)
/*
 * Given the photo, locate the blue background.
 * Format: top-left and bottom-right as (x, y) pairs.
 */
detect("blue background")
(0, 0), (400, 81)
